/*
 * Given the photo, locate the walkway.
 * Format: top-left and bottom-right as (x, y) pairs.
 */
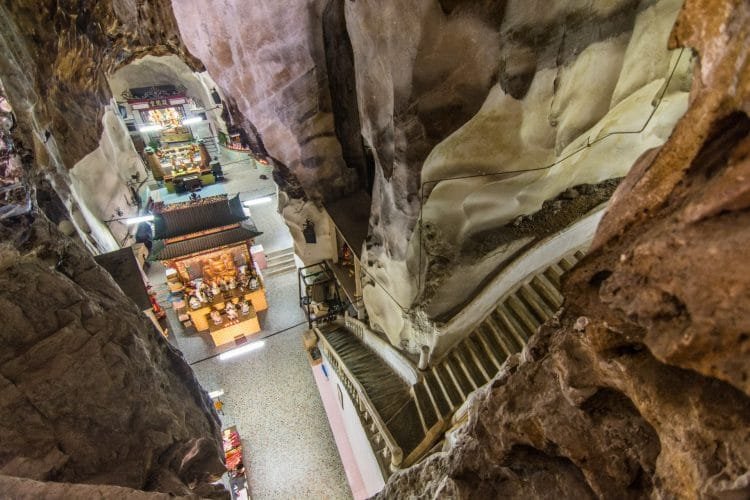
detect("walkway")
(192, 324), (351, 499)
(145, 144), (350, 498)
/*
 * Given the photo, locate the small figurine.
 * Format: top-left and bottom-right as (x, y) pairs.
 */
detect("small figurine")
(188, 294), (201, 310)
(240, 300), (251, 315)
(219, 278), (228, 292)
(225, 302), (238, 321)
(210, 309), (223, 325)
(238, 274), (249, 290)
(228, 276), (236, 289)
(194, 284), (205, 303)
(249, 277), (259, 290)
(211, 281), (221, 296)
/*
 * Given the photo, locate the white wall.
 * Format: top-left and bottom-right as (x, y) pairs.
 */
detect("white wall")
(69, 107), (144, 250)
(318, 355), (385, 498)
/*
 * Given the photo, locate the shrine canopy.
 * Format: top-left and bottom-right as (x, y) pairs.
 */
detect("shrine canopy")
(149, 194), (262, 261)
(153, 194), (246, 239)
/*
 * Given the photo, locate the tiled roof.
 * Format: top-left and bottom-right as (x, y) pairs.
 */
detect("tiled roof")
(153, 194), (247, 239)
(150, 224), (262, 261)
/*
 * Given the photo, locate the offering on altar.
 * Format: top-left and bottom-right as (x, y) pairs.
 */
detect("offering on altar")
(189, 295), (201, 310)
(210, 309), (223, 325)
(240, 300), (251, 315)
(225, 302), (238, 321)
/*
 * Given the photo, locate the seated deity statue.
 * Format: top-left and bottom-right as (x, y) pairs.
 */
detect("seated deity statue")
(188, 295), (202, 310)
(225, 302), (238, 321)
(210, 309), (223, 325)
(240, 300), (251, 315)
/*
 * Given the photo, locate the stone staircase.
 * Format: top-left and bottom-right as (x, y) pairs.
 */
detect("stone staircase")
(315, 249), (585, 478)
(412, 250), (585, 437)
(203, 138), (220, 161)
(263, 248), (297, 277)
(317, 322), (423, 476)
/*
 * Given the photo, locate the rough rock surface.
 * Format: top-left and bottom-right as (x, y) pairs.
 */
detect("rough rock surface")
(0, 0), (202, 250)
(0, 474), (194, 499)
(378, 0), (750, 497)
(0, 217), (227, 496)
(0, 2), (227, 497)
(171, 0), (360, 202)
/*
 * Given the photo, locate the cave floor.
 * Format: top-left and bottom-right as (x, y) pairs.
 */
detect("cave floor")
(191, 322), (351, 499)
(146, 147), (351, 498)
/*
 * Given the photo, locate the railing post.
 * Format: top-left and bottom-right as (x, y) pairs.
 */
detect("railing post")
(418, 345), (430, 371)
(390, 447), (403, 471)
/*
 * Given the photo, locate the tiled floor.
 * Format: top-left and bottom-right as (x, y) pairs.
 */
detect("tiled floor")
(191, 324), (351, 500)
(147, 144), (350, 499)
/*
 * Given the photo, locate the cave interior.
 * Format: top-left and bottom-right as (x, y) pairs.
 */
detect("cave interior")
(0, 0), (748, 498)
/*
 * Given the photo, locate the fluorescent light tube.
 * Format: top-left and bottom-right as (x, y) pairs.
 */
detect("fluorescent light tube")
(125, 214), (154, 225)
(208, 389), (224, 399)
(218, 340), (265, 361)
(182, 117), (203, 125)
(242, 196), (272, 207)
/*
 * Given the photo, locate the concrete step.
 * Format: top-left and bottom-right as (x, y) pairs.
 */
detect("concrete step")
(266, 254), (296, 268)
(264, 262), (297, 277)
(424, 369), (452, 417)
(266, 247), (294, 260)
(530, 274), (564, 309)
(518, 283), (555, 322)
(491, 308), (527, 352)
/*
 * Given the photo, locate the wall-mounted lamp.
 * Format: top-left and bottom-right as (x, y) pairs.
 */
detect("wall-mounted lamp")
(125, 214), (154, 225)
(182, 116), (203, 125)
(242, 196), (272, 207)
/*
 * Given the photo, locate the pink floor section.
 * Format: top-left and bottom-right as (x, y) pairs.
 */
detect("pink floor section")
(312, 363), (380, 500)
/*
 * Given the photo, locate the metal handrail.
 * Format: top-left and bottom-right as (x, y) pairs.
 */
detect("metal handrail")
(343, 314), (419, 385)
(315, 327), (404, 470)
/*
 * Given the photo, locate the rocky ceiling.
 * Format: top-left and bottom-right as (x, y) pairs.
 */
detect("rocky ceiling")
(0, 0), (748, 497)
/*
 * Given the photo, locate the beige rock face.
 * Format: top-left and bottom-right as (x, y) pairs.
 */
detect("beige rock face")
(379, 0), (750, 496)
(171, 0), (359, 201)
(356, 0), (693, 348)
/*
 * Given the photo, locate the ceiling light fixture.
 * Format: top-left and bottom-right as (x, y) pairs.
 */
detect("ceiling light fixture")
(242, 196), (273, 207)
(138, 124), (164, 133)
(182, 117), (203, 125)
(218, 340), (265, 361)
(207, 389), (225, 399)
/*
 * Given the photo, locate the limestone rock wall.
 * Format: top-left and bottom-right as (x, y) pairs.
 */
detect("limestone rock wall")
(0, 1), (227, 497)
(353, 0), (693, 348)
(379, 0), (750, 496)
(0, 0), (202, 252)
(0, 217), (227, 496)
(171, 0), (360, 202)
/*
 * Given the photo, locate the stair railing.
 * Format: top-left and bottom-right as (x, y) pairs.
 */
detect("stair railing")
(315, 327), (404, 471)
(343, 314), (419, 385)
